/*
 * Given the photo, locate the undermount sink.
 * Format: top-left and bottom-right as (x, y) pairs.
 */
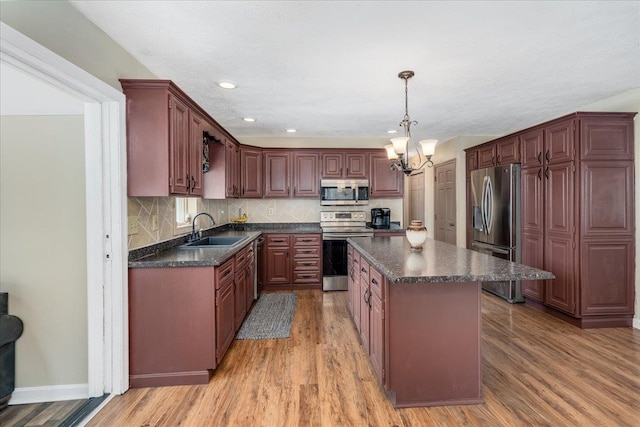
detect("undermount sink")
(180, 236), (245, 248)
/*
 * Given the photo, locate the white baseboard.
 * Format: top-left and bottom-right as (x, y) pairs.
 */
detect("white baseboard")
(633, 318), (640, 330)
(9, 383), (89, 405)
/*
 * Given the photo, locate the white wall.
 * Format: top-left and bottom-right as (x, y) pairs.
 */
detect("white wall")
(0, 1), (155, 91)
(0, 116), (88, 387)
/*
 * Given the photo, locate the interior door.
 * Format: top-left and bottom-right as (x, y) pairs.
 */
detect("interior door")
(409, 171), (425, 223)
(434, 160), (456, 245)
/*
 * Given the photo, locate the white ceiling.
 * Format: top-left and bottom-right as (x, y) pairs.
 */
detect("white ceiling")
(70, 1), (640, 146)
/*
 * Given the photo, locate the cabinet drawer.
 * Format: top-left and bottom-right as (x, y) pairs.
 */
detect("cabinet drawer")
(216, 258), (235, 289)
(235, 246), (249, 270)
(293, 270), (321, 284)
(293, 234), (321, 246)
(293, 246), (321, 258)
(266, 234), (290, 246)
(294, 258), (320, 271)
(359, 258), (370, 281)
(369, 267), (385, 299)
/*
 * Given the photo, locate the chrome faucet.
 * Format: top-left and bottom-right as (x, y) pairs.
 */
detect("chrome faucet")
(189, 212), (216, 242)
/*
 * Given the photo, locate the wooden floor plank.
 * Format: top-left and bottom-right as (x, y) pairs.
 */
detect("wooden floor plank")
(49, 290), (640, 426)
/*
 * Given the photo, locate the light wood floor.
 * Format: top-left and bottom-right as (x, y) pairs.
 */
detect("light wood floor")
(0, 399), (86, 427)
(87, 290), (640, 426)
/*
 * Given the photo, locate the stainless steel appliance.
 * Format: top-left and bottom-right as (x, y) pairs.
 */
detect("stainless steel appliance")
(370, 208), (391, 229)
(320, 179), (369, 206)
(321, 211), (373, 291)
(470, 164), (523, 303)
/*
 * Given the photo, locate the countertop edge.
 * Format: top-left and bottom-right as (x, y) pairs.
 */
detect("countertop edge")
(348, 237), (555, 284)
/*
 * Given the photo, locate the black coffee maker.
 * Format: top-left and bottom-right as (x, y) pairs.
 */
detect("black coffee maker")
(370, 208), (391, 229)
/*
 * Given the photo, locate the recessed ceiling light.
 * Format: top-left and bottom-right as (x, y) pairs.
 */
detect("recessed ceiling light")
(216, 80), (237, 89)
(387, 130), (398, 134)
(243, 117), (256, 122)
(286, 129), (297, 133)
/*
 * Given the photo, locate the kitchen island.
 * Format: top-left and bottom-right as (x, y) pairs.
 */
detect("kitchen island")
(346, 236), (553, 408)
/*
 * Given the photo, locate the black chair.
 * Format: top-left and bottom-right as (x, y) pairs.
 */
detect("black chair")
(0, 292), (23, 410)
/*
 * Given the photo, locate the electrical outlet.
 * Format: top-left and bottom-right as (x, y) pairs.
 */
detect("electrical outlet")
(268, 208), (274, 216)
(128, 216), (139, 235)
(151, 215), (159, 231)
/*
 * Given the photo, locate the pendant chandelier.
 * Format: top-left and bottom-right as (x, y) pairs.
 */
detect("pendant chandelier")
(385, 70), (437, 176)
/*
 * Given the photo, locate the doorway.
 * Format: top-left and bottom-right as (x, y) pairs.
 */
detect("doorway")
(434, 160), (456, 245)
(408, 171), (425, 223)
(0, 22), (127, 402)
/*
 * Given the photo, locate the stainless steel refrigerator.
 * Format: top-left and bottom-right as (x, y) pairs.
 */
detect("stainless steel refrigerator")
(470, 164), (523, 303)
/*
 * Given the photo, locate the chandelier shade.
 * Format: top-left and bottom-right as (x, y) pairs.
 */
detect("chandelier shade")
(386, 71), (437, 175)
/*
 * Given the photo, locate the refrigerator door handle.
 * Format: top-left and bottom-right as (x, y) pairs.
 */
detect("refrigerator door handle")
(481, 176), (488, 233)
(482, 175), (493, 235)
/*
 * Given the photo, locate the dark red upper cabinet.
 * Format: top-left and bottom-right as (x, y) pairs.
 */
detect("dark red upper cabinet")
(263, 151), (291, 198)
(520, 128), (544, 168)
(369, 151), (404, 198)
(240, 147), (262, 198)
(292, 152), (320, 197)
(496, 136), (520, 165)
(321, 152), (368, 179)
(477, 144), (497, 168)
(122, 80), (211, 197)
(545, 119), (574, 164)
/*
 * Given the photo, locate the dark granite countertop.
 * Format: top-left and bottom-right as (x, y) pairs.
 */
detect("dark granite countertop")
(347, 236), (555, 284)
(129, 230), (262, 268)
(229, 222), (322, 234)
(366, 222), (404, 233)
(128, 223), (322, 268)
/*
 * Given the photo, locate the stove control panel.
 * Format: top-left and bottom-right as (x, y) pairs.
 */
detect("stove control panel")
(320, 211), (366, 222)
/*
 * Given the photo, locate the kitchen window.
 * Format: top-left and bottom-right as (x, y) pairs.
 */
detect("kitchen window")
(174, 197), (199, 235)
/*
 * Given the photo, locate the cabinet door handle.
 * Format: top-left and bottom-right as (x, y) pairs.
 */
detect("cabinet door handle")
(242, 186), (245, 195)
(537, 152), (542, 164)
(371, 278), (378, 285)
(363, 289), (370, 304)
(496, 154), (501, 164)
(192, 176), (196, 191)
(361, 267), (366, 272)
(537, 168), (542, 180)
(544, 167), (549, 179)
(491, 155), (495, 165)
(346, 168), (349, 176)
(287, 186), (290, 195)
(293, 187), (296, 196)
(186, 174), (190, 191)
(545, 150), (550, 162)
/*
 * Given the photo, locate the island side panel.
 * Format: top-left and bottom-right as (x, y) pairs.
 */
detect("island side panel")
(129, 266), (216, 387)
(386, 281), (482, 407)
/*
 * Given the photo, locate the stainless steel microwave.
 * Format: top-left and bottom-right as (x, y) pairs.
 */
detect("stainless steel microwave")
(320, 179), (369, 205)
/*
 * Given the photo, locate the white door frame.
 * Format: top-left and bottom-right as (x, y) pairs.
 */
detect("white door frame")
(0, 22), (128, 396)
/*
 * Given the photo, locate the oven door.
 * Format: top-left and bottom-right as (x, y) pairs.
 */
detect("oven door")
(322, 237), (348, 291)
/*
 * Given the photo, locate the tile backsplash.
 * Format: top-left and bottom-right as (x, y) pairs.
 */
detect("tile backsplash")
(127, 197), (403, 250)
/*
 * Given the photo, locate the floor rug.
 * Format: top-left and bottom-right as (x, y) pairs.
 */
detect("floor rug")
(236, 293), (297, 340)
